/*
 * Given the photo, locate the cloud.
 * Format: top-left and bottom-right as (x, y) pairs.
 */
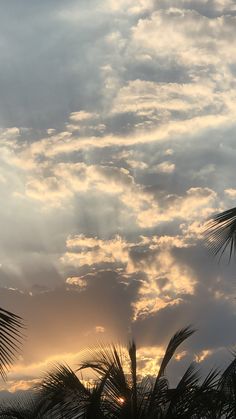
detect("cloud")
(69, 111), (97, 122)
(154, 161), (175, 173)
(224, 188), (236, 198)
(107, 0), (153, 14)
(61, 233), (197, 321)
(63, 234), (129, 267)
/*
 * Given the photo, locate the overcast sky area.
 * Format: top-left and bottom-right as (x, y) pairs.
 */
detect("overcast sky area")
(1, 0), (236, 393)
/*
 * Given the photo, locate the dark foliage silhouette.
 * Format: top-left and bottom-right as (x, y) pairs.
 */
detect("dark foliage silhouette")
(0, 326), (215, 418)
(2, 325), (236, 417)
(204, 207), (236, 260)
(0, 308), (24, 380)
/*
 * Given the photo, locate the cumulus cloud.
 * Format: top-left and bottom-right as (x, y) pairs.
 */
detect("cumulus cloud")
(154, 161), (175, 173)
(60, 233), (197, 321)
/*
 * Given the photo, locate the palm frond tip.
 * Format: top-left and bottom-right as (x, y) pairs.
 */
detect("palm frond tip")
(203, 207), (236, 259)
(157, 325), (195, 379)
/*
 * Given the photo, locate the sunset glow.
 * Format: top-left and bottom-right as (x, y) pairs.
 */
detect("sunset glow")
(0, 0), (235, 401)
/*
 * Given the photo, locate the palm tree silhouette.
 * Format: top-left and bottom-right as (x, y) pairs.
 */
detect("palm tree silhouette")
(38, 326), (197, 418)
(0, 308), (24, 380)
(204, 207), (236, 260)
(0, 325), (216, 419)
(4, 325), (236, 417)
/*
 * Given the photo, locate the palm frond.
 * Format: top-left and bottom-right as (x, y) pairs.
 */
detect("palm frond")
(0, 393), (49, 419)
(79, 343), (145, 417)
(219, 355), (236, 392)
(201, 368), (220, 390)
(191, 369), (223, 419)
(79, 344), (131, 400)
(165, 363), (200, 417)
(176, 362), (200, 390)
(85, 371), (110, 419)
(218, 355), (236, 418)
(157, 326), (195, 380)
(0, 308), (25, 380)
(128, 340), (137, 417)
(147, 376), (169, 418)
(128, 340), (137, 388)
(148, 326), (195, 417)
(203, 207), (236, 260)
(37, 363), (89, 418)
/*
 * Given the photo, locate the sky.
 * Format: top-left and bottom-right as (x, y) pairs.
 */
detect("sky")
(1, 0), (236, 393)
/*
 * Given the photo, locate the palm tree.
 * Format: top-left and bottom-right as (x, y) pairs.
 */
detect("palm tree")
(0, 308), (24, 380)
(22, 325), (217, 418)
(35, 325), (226, 418)
(204, 207), (236, 260)
(4, 325), (236, 417)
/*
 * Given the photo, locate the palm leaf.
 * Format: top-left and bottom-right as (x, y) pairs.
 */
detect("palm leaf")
(219, 354), (236, 393)
(0, 393), (51, 419)
(204, 207), (236, 260)
(165, 363), (200, 416)
(128, 340), (137, 417)
(147, 376), (168, 418)
(191, 369), (224, 419)
(37, 363), (90, 418)
(148, 326), (195, 416)
(0, 308), (24, 380)
(79, 343), (142, 417)
(157, 326), (195, 380)
(38, 363), (109, 418)
(79, 344), (131, 401)
(218, 355), (236, 418)
(85, 371), (110, 419)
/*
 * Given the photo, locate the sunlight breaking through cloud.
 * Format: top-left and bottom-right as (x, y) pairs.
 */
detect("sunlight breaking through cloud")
(0, 0), (235, 395)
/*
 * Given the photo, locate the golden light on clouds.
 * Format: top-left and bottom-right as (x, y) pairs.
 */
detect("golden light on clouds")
(0, 0), (235, 397)
(194, 350), (213, 364)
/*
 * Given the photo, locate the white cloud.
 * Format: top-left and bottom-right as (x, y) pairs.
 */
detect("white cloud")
(225, 188), (236, 198)
(69, 111), (97, 122)
(155, 161), (175, 173)
(61, 233), (197, 320)
(62, 234), (129, 267)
